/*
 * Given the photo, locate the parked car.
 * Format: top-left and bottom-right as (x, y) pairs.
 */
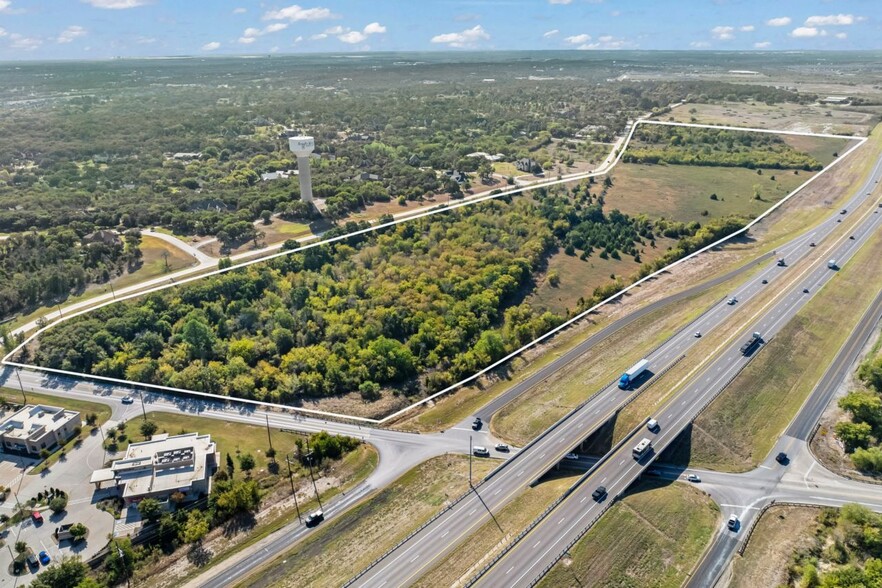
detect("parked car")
(564, 453), (579, 460)
(38, 551), (50, 566)
(591, 486), (607, 501)
(305, 510), (324, 527)
(687, 474), (701, 483)
(31, 511), (43, 524)
(495, 443), (510, 453)
(26, 553), (39, 569)
(121, 396), (134, 404)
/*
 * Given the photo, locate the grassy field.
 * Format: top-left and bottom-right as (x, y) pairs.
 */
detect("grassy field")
(256, 218), (313, 245)
(414, 472), (580, 587)
(235, 455), (497, 588)
(605, 163), (811, 224)
(780, 135), (854, 166)
(729, 506), (821, 588)
(666, 101), (876, 136)
(662, 206), (882, 471)
(537, 479), (718, 588)
(493, 275), (741, 447)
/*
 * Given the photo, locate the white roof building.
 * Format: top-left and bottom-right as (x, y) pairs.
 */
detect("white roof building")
(91, 432), (218, 504)
(1, 404), (81, 456)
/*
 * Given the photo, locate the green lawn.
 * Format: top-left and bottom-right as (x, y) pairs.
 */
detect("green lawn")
(538, 479), (718, 588)
(604, 163), (811, 224)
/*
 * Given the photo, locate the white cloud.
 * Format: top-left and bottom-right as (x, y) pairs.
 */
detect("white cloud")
(690, 41), (711, 48)
(202, 41), (221, 51)
(324, 25), (345, 34)
(805, 14), (859, 26)
(577, 35), (636, 50)
(263, 4), (336, 22)
(711, 25), (735, 40)
(790, 26), (820, 37)
(0, 1), (11, 13)
(765, 16), (791, 27)
(564, 33), (591, 45)
(269, 46), (279, 53)
(57, 25), (87, 43)
(363, 22), (386, 35)
(81, 0), (149, 8)
(835, 32), (847, 39)
(135, 36), (155, 44)
(9, 33), (41, 50)
(264, 22), (289, 33)
(232, 7), (246, 14)
(754, 41), (771, 48)
(430, 25), (490, 48)
(610, 10), (620, 17)
(293, 35), (303, 43)
(543, 29), (559, 38)
(310, 33), (327, 40)
(740, 25), (754, 32)
(548, 0), (572, 4)
(238, 35), (256, 44)
(339, 30), (367, 44)
(0, 27), (7, 37)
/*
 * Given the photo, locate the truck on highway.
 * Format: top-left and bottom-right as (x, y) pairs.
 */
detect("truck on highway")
(739, 332), (762, 355)
(632, 438), (652, 460)
(828, 259), (837, 269)
(777, 258), (786, 266)
(618, 359), (649, 389)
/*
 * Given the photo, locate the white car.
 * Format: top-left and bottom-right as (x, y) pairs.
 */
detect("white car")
(564, 453), (579, 460)
(727, 514), (739, 530)
(727, 297), (737, 305)
(121, 396), (134, 404)
(694, 331), (701, 338)
(687, 474), (701, 483)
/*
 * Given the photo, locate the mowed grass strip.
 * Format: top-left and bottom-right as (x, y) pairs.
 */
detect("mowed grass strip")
(0, 387), (112, 425)
(413, 472), (580, 587)
(537, 479), (718, 588)
(729, 506), (822, 588)
(492, 278), (737, 447)
(237, 455), (497, 588)
(664, 213), (882, 471)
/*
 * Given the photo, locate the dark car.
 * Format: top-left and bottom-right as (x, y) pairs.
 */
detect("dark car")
(776, 452), (788, 465)
(803, 288), (809, 293)
(840, 209), (847, 215)
(592, 486), (607, 502)
(472, 417), (482, 430)
(305, 510), (324, 527)
(26, 553), (39, 569)
(761, 279), (768, 284)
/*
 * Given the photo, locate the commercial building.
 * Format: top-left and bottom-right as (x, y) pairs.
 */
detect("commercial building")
(0, 404), (81, 456)
(90, 432), (218, 505)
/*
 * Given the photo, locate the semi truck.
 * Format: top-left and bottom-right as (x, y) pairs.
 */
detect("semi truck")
(828, 259), (837, 269)
(619, 358), (649, 389)
(739, 332), (762, 355)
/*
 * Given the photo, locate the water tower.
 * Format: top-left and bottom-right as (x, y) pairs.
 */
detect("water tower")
(288, 135), (315, 206)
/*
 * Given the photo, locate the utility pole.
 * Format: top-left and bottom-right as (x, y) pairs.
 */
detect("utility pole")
(136, 389), (147, 421)
(14, 368), (26, 405)
(285, 453), (302, 523)
(56, 303), (63, 318)
(109, 282), (116, 301)
(304, 438), (323, 510)
(116, 542), (131, 588)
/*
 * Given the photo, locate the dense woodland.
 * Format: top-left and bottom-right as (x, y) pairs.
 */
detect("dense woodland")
(30, 185), (745, 407)
(0, 55), (818, 238)
(0, 226), (142, 320)
(834, 343), (882, 473)
(624, 125), (824, 170)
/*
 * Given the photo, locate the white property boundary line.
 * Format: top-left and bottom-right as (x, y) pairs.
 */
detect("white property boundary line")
(2, 121), (868, 426)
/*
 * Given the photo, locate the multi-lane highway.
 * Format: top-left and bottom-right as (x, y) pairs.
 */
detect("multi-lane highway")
(470, 160), (882, 587)
(348, 151), (882, 587)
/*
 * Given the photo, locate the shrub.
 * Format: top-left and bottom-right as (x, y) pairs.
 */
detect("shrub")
(49, 495), (68, 514)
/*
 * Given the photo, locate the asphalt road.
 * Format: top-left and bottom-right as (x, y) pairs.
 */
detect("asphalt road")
(472, 157), (882, 587)
(348, 154), (882, 587)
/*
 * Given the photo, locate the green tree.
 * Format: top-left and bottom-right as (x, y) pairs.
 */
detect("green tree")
(226, 453), (235, 476)
(181, 318), (216, 360)
(213, 479), (261, 518)
(182, 509), (210, 543)
(140, 420), (158, 438)
(49, 495), (68, 513)
(835, 421), (873, 453)
(238, 453), (255, 474)
(29, 557), (89, 588)
(137, 497), (163, 523)
(14, 540), (28, 556)
(839, 391), (882, 427)
(106, 538), (136, 586)
(851, 446), (882, 472)
(68, 522), (88, 541)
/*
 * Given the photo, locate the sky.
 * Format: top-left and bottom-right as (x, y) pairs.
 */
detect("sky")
(0, 0), (878, 60)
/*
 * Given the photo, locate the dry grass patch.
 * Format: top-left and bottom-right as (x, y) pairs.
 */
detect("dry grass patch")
(538, 479), (718, 588)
